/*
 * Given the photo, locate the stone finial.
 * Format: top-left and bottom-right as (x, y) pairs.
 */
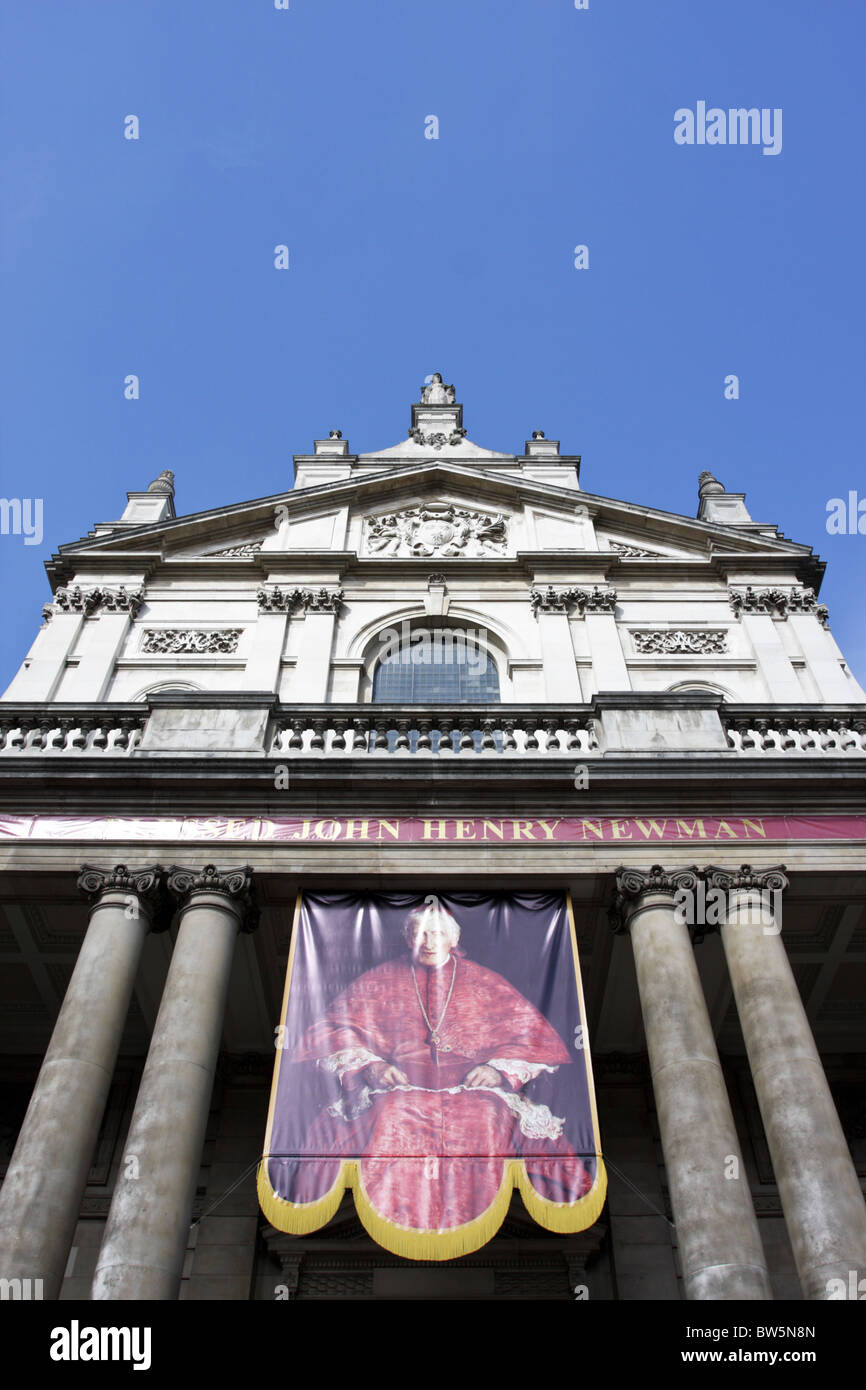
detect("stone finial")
(532, 430), (546, 439)
(329, 430), (342, 439)
(146, 470), (175, 495)
(698, 471), (725, 496)
(421, 373), (455, 405)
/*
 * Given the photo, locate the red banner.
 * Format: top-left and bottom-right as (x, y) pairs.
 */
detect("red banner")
(1, 813), (865, 843)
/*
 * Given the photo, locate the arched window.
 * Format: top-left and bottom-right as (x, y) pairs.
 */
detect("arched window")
(369, 625), (501, 751)
(372, 629), (500, 704)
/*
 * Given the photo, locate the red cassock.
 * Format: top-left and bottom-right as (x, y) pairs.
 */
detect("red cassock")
(290, 951), (594, 1232)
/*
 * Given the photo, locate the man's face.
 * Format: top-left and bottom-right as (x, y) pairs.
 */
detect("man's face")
(408, 915), (456, 968)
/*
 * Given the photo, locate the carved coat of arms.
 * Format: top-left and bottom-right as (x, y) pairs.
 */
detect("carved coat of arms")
(364, 504), (508, 558)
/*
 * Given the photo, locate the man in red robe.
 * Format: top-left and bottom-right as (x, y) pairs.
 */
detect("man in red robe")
(289, 899), (593, 1234)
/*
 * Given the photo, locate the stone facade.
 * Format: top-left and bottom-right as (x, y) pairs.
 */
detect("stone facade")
(0, 380), (865, 1301)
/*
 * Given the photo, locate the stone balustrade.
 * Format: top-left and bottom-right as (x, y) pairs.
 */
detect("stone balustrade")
(723, 712), (866, 755)
(270, 706), (600, 756)
(0, 706), (146, 755)
(2, 700), (866, 759)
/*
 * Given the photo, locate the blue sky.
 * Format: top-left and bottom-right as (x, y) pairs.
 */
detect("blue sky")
(1, 1), (864, 690)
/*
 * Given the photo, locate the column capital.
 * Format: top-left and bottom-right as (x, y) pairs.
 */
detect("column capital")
(167, 864), (259, 932)
(77, 863), (172, 931)
(608, 864), (700, 933)
(530, 584), (617, 617)
(702, 863), (789, 894)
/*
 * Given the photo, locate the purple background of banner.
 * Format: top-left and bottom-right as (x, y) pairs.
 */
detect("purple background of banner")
(266, 891), (598, 1204)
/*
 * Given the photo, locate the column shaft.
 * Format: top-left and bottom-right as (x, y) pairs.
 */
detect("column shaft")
(616, 871), (771, 1299)
(719, 880), (866, 1299)
(0, 868), (160, 1298)
(92, 868), (254, 1300)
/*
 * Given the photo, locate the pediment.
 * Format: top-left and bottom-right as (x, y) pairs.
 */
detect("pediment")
(47, 459), (819, 586)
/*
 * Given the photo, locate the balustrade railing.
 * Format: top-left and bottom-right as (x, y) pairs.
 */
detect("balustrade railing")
(1, 702), (865, 758)
(722, 712), (866, 755)
(0, 706), (146, 754)
(269, 705), (600, 757)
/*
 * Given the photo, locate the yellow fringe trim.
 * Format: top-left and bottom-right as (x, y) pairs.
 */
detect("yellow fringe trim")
(258, 1155), (607, 1260)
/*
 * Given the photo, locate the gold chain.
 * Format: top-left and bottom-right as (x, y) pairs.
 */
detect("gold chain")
(411, 955), (457, 1050)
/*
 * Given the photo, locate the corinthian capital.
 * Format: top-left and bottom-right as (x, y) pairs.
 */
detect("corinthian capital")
(530, 584), (617, 617)
(608, 864), (700, 933)
(45, 584), (144, 622)
(167, 864), (259, 932)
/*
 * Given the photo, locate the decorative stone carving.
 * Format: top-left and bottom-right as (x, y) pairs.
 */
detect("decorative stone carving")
(608, 865), (701, 933)
(98, 587), (144, 615)
(78, 864), (161, 900)
(146, 470), (175, 495)
(630, 629), (727, 654)
(78, 864), (172, 931)
(702, 864), (789, 895)
(304, 587), (344, 613)
(208, 541), (263, 558)
(420, 373), (455, 405)
(364, 505), (507, 558)
(257, 586), (343, 615)
(698, 470), (726, 498)
(607, 542), (658, 559)
(44, 585), (144, 622)
(530, 585), (617, 617)
(141, 629), (243, 654)
(427, 573), (446, 587)
(729, 585), (830, 627)
(408, 428), (466, 449)
(167, 864), (259, 932)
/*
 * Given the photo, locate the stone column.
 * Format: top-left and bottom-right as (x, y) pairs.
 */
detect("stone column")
(612, 867), (771, 1300)
(91, 865), (257, 1301)
(0, 865), (166, 1299)
(710, 865), (866, 1300)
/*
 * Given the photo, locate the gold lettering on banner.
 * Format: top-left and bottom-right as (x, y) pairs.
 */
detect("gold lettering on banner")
(536, 819), (562, 840)
(676, 820), (707, 838)
(609, 818), (632, 840)
(634, 819), (668, 839)
(291, 820), (312, 840)
(581, 819), (604, 840)
(716, 821), (737, 838)
(455, 820), (476, 840)
(423, 820), (448, 840)
(256, 819), (277, 840)
(481, 820), (505, 840)
(512, 821), (537, 841)
(314, 819), (341, 840)
(378, 820), (400, 841)
(742, 819), (767, 838)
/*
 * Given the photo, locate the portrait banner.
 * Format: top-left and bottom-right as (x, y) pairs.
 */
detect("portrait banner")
(258, 891), (606, 1260)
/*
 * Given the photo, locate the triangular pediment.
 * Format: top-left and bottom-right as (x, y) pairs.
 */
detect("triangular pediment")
(46, 459), (821, 593)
